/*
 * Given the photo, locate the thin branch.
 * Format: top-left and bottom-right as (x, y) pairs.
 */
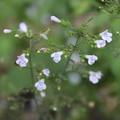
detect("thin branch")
(29, 38), (35, 84)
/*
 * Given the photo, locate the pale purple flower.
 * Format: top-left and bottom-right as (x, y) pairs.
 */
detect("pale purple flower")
(85, 55), (98, 65)
(51, 51), (63, 63)
(89, 71), (102, 84)
(3, 29), (12, 34)
(16, 53), (28, 67)
(50, 16), (61, 23)
(34, 79), (46, 91)
(19, 22), (28, 32)
(42, 68), (50, 77)
(99, 29), (112, 43)
(95, 40), (106, 48)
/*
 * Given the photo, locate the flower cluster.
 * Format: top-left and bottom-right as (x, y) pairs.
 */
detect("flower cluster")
(3, 15), (113, 93)
(89, 71), (102, 84)
(95, 30), (112, 48)
(34, 68), (50, 92)
(84, 30), (113, 84)
(13, 19), (64, 91)
(3, 22), (28, 35)
(85, 54), (102, 84)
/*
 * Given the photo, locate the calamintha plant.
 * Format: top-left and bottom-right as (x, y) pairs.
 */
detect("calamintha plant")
(3, 15), (113, 93)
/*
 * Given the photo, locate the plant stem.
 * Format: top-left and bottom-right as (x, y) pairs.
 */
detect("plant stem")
(29, 38), (35, 84)
(29, 38), (40, 115)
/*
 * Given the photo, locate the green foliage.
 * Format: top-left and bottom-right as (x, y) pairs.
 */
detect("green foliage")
(99, 0), (120, 17)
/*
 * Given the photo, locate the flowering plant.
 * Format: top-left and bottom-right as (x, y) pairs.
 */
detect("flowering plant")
(3, 14), (114, 93)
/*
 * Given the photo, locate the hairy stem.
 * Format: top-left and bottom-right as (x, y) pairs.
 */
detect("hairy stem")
(29, 38), (40, 115)
(29, 38), (35, 84)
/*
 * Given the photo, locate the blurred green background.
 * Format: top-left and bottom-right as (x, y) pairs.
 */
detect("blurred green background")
(0, 0), (120, 120)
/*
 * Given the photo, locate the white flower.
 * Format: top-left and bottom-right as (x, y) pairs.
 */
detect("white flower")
(95, 40), (106, 48)
(16, 53), (28, 67)
(50, 16), (61, 23)
(42, 68), (50, 77)
(89, 71), (102, 84)
(34, 79), (46, 91)
(40, 33), (48, 40)
(19, 22), (28, 32)
(51, 51), (63, 63)
(3, 29), (12, 34)
(85, 55), (98, 65)
(99, 29), (112, 43)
